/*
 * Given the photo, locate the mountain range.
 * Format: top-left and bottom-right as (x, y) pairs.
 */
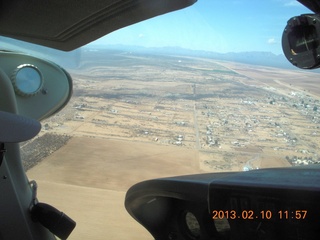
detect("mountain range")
(89, 44), (296, 70)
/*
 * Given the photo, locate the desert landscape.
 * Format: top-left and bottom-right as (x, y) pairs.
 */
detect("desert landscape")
(24, 48), (320, 239)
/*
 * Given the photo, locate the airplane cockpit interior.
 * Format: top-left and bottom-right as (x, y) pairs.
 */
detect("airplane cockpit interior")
(0, 0), (320, 239)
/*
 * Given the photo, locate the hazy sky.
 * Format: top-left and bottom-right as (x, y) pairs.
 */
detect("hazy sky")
(90, 0), (310, 54)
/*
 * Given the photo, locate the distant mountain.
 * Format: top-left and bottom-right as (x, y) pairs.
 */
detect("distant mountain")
(87, 44), (295, 69)
(213, 51), (291, 69)
(0, 37), (312, 71)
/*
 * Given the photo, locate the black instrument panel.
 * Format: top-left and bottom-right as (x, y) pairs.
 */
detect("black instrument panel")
(125, 166), (320, 240)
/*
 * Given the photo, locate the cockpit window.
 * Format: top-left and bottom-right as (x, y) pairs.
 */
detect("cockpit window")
(2, 1), (317, 239)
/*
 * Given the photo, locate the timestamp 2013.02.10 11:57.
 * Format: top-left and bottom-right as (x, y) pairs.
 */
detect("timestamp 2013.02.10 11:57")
(212, 210), (308, 220)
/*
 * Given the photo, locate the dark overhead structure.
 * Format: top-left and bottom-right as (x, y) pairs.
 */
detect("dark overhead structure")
(0, 0), (196, 51)
(298, 0), (320, 13)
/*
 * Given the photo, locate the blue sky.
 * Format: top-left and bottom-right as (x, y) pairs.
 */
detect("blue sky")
(90, 0), (310, 54)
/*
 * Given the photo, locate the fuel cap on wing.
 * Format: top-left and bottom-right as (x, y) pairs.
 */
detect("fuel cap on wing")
(0, 111), (41, 143)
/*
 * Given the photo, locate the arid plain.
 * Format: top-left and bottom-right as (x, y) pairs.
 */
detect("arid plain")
(26, 49), (320, 239)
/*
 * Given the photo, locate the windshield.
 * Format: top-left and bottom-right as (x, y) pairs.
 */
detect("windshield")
(5, 1), (318, 239)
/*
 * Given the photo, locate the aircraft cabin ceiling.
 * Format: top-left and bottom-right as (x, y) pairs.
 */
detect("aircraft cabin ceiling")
(0, 0), (196, 51)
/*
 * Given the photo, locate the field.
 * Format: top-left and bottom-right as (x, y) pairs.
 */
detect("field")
(26, 49), (320, 239)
